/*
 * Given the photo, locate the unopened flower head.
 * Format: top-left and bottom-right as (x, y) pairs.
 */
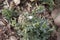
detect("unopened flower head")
(28, 16), (33, 19)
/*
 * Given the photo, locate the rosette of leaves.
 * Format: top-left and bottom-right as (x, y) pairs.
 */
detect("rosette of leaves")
(39, 0), (54, 11)
(2, 9), (19, 26)
(18, 13), (54, 40)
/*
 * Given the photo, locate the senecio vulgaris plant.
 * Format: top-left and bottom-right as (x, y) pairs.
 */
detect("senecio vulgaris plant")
(2, 5), (54, 40)
(18, 12), (54, 40)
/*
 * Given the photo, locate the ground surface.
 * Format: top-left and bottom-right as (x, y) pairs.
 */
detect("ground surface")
(0, 0), (60, 40)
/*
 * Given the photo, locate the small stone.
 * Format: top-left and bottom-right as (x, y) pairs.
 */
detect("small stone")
(30, 0), (35, 2)
(51, 8), (60, 27)
(13, 0), (20, 5)
(0, 21), (5, 25)
(9, 36), (17, 40)
(54, 15), (60, 26)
